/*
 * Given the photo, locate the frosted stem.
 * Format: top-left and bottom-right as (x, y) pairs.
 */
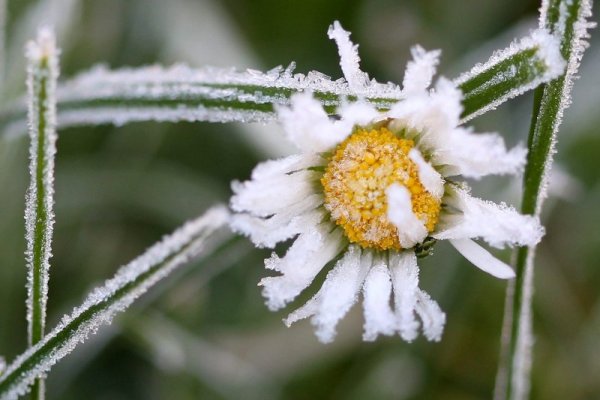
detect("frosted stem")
(24, 29), (59, 400)
(0, 38), (563, 139)
(494, 1), (594, 400)
(0, 206), (231, 400)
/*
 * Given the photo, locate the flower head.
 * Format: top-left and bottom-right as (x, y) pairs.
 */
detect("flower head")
(230, 22), (544, 343)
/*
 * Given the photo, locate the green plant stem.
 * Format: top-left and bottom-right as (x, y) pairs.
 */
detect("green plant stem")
(495, 1), (592, 399)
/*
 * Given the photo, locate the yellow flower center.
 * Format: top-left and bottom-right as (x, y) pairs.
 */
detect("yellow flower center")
(321, 126), (441, 250)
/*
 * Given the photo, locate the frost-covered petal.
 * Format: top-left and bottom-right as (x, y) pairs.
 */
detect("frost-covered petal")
(338, 100), (380, 128)
(386, 184), (428, 248)
(277, 92), (351, 152)
(250, 153), (324, 181)
(260, 225), (345, 310)
(284, 246), (371, 343)
(388, 251), (420, 341)
(450, 238), (515, 279)
(230, 207), (324, 248)
(402, 45), (441, 94)
(327, 21), (370, 91)
(414, 290), (445, 342)
(435, 128), (527, 178)
(362, 258), (396, 341)
(408, 148), (444, 200)
(434, 187), (544, 248)
(231, 169), (321, 217)
(389, 78), (462, 152)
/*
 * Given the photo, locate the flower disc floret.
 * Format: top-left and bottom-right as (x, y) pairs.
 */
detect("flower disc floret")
(321, 126), (441, 250)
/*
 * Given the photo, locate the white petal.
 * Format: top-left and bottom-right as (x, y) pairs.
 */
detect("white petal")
(408, 148), (445, 200)
(414, 290), (446, 342)
(402, 45), (441, 94)
(327, 21), (370, 91)
(362, 258), (396, 341)
(449, 238), (515, 279)
(277, 92), (350, 153)
(386, 184), (428, 248)
(250, 153), (323, 180)
(231, 169), (320, 217)
(284, 245), (371, 343)
(388, 251), (420, 341)
(230, 208), (324, 249)
(434, 187), (544, 248)
(260, 225), (345, 310)
(338, 100), (380, 128)
(435, 128), (527, 179)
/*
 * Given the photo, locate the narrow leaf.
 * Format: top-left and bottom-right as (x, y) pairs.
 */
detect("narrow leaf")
(0, 206), (231, 400)
(495, 1), (594, 400)
(456, 29), (565, 122)
(24, 29), (59, 400)
(0, 32), (564, 138)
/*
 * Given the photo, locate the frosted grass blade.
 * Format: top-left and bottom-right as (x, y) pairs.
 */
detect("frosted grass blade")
(0, 206), (231, 400)
(494, 1), (594, 400)
(456, 29), (565, 123)
(0, 30), (563, 138)
(24, 29), (59, 400)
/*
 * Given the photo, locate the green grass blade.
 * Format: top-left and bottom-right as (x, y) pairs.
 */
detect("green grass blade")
(23, 29), (59, 400)
(495, 1), (594, 400)
(0, 31), (564, 139)
(0, 206), (231, 400)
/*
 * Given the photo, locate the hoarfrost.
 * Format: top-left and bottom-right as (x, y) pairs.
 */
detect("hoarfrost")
(0, 206), (230, 400)
(455, 28), (566, 122)
(24, 28), (59, 345)
(534, 0), (594, 214)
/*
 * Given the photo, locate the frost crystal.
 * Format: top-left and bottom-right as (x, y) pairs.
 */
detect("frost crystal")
(0, 207), (230, 400)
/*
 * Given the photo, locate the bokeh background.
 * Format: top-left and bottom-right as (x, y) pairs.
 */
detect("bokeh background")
(0, 0), (598, 399)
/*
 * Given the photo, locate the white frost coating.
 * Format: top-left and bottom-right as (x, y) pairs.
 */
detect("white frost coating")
(449, 239), (515, 279)
(284, 246), (371, 343)
(24, 28), (59, 345)
(455, 28), (566, 122)
(327, 21), (370, 91)
(362, 260), (396, 341)
(414, 290), (445, 342)
(259, 225), (344, 311)
(402, 46), (441, 94)
(408, 148), (444, 199)
(435, 187), (545, 248)
(386, 184), (428, 248)
(22, 60), (401, 132)
(388, 251), (420, 342)
(0, 206), (230, 400)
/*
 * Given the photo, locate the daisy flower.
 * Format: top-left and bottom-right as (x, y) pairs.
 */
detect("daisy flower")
(230, 22), (544, 343)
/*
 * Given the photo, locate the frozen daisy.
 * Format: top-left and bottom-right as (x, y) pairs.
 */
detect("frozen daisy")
(230, 22), (544, 343)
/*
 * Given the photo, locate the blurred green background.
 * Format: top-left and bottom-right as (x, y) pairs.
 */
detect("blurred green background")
(0, 0), (598, 399)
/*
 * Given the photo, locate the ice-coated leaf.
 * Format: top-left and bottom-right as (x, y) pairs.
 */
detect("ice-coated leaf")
(24, 29), (59, 385)
(456, 29), (565, 122)
(0, 206), (231, 400)
(0, 35), (565, 138)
